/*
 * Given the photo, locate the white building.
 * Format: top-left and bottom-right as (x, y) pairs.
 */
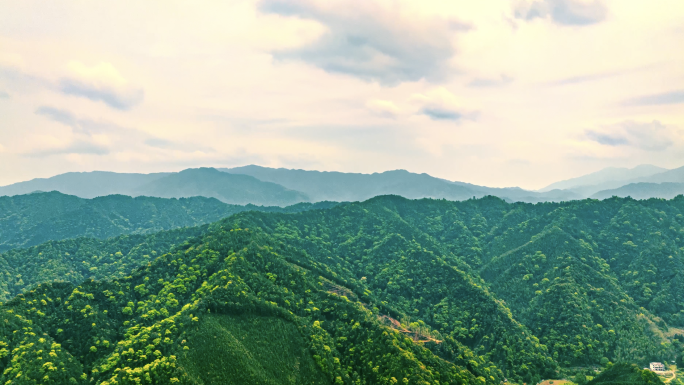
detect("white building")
(649, 362), (665, 372)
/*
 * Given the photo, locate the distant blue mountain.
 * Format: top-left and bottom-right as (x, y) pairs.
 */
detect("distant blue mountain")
(15, 164), (684, 206)
(591, 182), (684, 200)
(0, 171), (170, 198)
(0, 168), (309, 206)
(133, 167), (309, 206)
(220, 165), (581, 203)
(539, 164), (667, 196)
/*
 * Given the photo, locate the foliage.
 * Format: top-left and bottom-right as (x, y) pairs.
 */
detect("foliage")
(0, 190), (339, 252)
(1, 194), (684, 383)
(587, 363), (664, 385)
(0, 227), (491, 384)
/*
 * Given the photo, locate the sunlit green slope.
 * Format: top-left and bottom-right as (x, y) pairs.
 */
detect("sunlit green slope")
(1, 195), (684, 384)
(0, 227), (496, 384)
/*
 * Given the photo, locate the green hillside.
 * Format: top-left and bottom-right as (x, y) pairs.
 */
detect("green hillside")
(1, 195), (684, 384)
(586, 363), (664, 385)
(224, 195), (684, 366)
(0, 226), (496, 384)
(0, 226), (205, 300)
(481, 227), (668, 366)
(181, 314), (329, 384)
(0, 191), (338, 252)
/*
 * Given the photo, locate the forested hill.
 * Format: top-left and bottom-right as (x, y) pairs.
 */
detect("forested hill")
(587, 363), (665, 385)
(0, 191), (339, 252)
(2, 195), (684, 384)
(225, 196), (684, 365)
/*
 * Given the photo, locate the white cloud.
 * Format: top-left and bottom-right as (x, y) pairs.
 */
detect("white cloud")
(58, 61), (144, 110)
(468, 74), (514, 87)
(409, 87), (478, 122)
(0, 51), (25, 69)
(259, 0), (469, 85)
(514, 0), (608, 26)
(0, 0), (683, 189)
(584, 120), (682, 151)
(365, 99), (401, 118)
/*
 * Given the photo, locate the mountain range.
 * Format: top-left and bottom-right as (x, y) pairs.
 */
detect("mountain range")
(539, 164), (684, 199)
(4, 164), (683, 206)
(0, 191), (338, 253)
(1, 194), (683, 384)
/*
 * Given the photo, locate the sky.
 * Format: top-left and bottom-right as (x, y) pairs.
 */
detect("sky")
(1, 0), (683, 190)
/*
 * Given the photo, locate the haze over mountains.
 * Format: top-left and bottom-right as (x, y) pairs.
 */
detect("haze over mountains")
(1, 164), (683, 206)
(539, 165), (668, 196)
(540, 164), (684, 200)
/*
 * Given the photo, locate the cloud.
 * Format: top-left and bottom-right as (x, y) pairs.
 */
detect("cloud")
(144, 138), (175, 149)
(514, 0), (607, 26)
(623, 90), (684, 106)
(421, 107), (462, 121)
(365, 99), (400, 118)
(33, 106), (116, 157)
(410, 87), (478, 122)
(508, 159), (532, 166)
(551, 71), (619, 86)
(35, 106), (116, 135)
(584, 130), (630, 146)
(35, 106), (79, 128)
(25, 140), (110, 157)
(584, 120), (679, 151)
(467, 74), (513, 87)
(60, 79), (144, 110)
(32, 106), (210, 160)
(282, 124), (425, 156)
(259, 0), (466, 85)
(58, 61), (144, 110)
(0, 66), (52, 93)
(144, 137), (214, 153)
(1, 61), (142, 109)
(0, 91), (9, 99)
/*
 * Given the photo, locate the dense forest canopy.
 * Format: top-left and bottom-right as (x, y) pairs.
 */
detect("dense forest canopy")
(587, 363), (665, 385)
(0, 191), (339, 252)
(1, 194), (684, 384)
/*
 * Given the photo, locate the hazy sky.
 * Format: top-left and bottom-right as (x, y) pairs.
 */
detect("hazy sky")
(1, 0), (683, 189)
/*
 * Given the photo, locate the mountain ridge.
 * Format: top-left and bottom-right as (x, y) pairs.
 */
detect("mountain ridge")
(0, 190), (339, 252)
(1, 194), (684, 383)
(539, 164), (668, 195)
(2, 164), (684, 206)
(220, 165), (582, 203)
